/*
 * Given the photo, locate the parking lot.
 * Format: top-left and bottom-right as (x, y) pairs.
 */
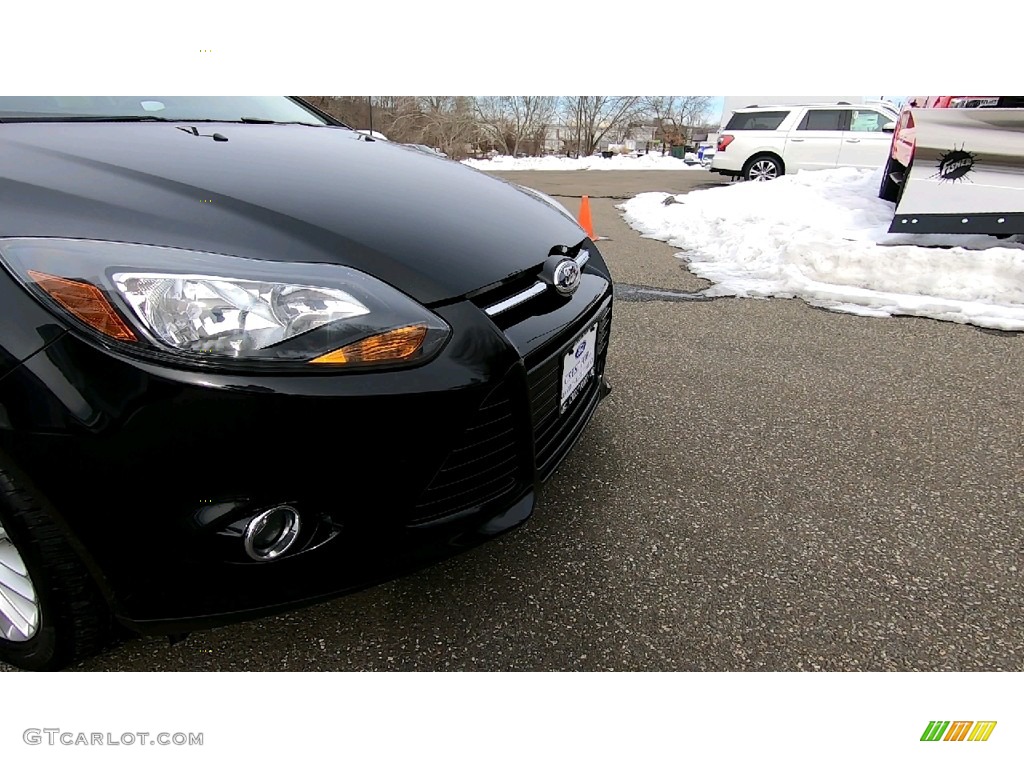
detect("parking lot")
(68, 169), (1023, 671)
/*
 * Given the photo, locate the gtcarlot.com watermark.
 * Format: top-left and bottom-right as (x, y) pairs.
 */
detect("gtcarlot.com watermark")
(23, 729), (203, 747)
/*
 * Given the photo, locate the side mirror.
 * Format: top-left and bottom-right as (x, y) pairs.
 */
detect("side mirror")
(882, 121), (896, 133)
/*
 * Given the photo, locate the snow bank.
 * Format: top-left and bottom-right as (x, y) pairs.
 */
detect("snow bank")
(618, 167), (1024, 331)
(463, 154), (706, 171)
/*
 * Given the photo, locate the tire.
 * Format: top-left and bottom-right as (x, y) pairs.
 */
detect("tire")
(0, 467), (112, 670)
(879, 154), (902, 203)
(896, 159), (911, 207)
(743, 154), (783, 181)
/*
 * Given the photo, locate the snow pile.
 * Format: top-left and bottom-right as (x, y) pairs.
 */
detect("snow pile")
(463, 154), (706, 171)
(618, 167), (1024, 331)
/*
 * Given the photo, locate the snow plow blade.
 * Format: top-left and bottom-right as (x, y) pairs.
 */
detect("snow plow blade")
(890, 108), (1024, 236)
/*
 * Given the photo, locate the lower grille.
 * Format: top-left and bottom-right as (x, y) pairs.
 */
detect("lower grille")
(412, 295), (612, 521)
(529, 300), (611, 477)
(411, 378), (523, 524)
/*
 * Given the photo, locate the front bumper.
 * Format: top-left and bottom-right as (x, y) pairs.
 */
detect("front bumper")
(0, 259), (613, 633)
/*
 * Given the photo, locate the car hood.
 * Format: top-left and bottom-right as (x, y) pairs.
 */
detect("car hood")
(0, 123), (586, 304)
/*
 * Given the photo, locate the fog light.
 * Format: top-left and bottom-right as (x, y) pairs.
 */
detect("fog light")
(244, 506), (301, 561)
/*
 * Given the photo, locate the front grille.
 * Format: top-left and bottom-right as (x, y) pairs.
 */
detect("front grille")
(528, 300), (611, 478)
(469, 245), (593, 327)
(411, 378), (523, 524)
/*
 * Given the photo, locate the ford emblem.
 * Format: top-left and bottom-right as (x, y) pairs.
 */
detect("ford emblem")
(552, 258), (581, 297)
(575, 340), (587, 358)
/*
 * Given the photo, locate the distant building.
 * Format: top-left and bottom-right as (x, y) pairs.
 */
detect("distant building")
(599, 124), (658, 153)
(543, 122), (661, 155)
(543, 124), (571, 154)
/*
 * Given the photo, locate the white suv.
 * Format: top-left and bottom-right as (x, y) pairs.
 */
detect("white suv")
(710, 103), (898, 181)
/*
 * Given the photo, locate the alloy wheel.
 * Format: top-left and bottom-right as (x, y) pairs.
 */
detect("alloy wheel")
(748, 160), (778, 181)
(0, 521), (40, 642)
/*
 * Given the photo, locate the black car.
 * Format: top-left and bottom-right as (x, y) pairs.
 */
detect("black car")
(0, 96), (612, 670)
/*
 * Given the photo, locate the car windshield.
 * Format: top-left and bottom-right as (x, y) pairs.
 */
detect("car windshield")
(0, 96), (331, 124)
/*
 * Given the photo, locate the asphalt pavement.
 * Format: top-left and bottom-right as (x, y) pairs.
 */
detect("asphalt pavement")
(69, 169), (1024, 671)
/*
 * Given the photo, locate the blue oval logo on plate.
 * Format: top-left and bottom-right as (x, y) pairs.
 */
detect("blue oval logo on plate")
(575, 340), (587, 358)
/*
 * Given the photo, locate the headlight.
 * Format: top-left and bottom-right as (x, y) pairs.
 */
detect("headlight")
(111, 272), (369, 354)
(0, 238), (450, 369)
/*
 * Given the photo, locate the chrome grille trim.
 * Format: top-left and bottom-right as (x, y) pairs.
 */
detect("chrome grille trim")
(483, 250), (591, 318)
(483, 282), (546, 317)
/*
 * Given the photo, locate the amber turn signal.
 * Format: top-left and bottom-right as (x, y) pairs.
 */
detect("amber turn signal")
(309, 324), (428, 365)
(27, 270), (137, 342)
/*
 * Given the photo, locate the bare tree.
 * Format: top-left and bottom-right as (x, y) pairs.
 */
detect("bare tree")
(298, 96), (420, 142)
(675, 96), (715, 146)
(640, 96), (715, 152)
(475, 96), (558, 157)
(642, 96), (680, 154)
(300, 96), (362, 125)
(560, 97), (641, 158)
(303, 95), (685, 159)
(417, 97), (482, 159)
(373, 96), (424, 143)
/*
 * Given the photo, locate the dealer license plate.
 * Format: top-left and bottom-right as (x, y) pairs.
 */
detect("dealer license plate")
(560, 323), (597, 413)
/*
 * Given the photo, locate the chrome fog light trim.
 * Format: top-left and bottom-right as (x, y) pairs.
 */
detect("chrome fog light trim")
(243, 506), (301, 561)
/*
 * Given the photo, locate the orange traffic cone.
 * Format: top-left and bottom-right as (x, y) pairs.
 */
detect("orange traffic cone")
(577, 195), (596, 240)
